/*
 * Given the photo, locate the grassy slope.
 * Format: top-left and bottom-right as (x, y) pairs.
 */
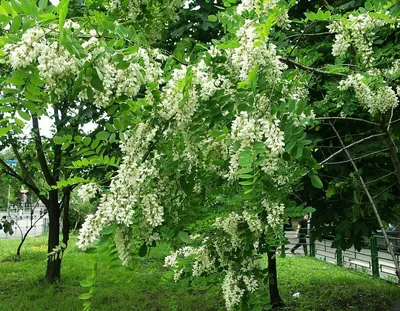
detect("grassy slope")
(0, 235), (399, 311)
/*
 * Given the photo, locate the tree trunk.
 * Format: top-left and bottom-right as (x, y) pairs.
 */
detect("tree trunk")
(267, 248), (284, 309)
(62, 189), (71, 247)
(45, 191), (61, 283)
(381, 128), (400, 185)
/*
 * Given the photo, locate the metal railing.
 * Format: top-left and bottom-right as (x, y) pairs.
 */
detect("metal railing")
(283, 230), (400, 281)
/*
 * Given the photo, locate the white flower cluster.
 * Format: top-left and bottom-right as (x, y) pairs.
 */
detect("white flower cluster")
(77, 123), (160, 251)
(37, 42), (78, 95)
(339, 74), (398, 116)
(164, 246), (199, 268)
(164, 244), (215, 280)
(331, 34), (350, 58)
(236, 0), (279, 16)
(214, 212), (243, 249)
(262, 199), (285, 231)
(231, 112), (285, 154)
(159, 59), (229, 128)
(77, 182), (100, 202)
(4, 27), (78, 95)
(222, 271), (246, 311)
(384, 59), (400, 76)
(214, 211), (263, 250)
(328, 14), (387, 66)
(141, 193), (164, 228)
(228, 20), (286, 81)
(79, 42), (165, 107)
(4, 27), (45, 68)
(227, 111), (285, 179)
(221, 270), (259, 310)
(242, 210), (263, 235)
(114, 227), (132, 266)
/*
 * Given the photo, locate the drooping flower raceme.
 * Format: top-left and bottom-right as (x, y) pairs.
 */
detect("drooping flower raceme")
(228, 20), (287, 81)
(339, 74), (398, 116)
(77, 123), (161, 251)
(328, 13), (388, 66)
(227, 111), (285, 180)
(77, 182), (101, 202)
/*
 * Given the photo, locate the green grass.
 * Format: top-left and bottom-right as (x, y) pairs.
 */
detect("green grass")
(1, 235), (399, 311)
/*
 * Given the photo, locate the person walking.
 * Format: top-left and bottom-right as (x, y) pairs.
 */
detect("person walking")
(291, 214), (309, 255)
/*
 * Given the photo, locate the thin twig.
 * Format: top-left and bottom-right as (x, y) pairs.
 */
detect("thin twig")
(323, 148), (387, 165)
(280, 57), (346, 77)
(316, 117), (379, 126)
(387, 107), (394, 131)
(285, 32), (333, 40)
(365, 171), (396, 185)
(320, 133), (385, 165)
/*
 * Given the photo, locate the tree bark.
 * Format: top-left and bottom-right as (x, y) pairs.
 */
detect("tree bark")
(62, 189), (71, 247)
(267, 248), (284, 309)
(381, 126), (400, 186)
(45, 190), (61, 283)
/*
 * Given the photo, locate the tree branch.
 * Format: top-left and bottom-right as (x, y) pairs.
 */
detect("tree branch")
(0, 158), (48, 205)
(320, 133), (385, 165)
(142, 114), (176, 163)
(316, 117), (379, 126)
(323, 148), (387, 165)
(285, 32), (333, 40)
(365, 171), (396, 185)
(280, 57), (346, 77)
(380, 119), (400, 186)
(10, 142), (38, 190)
(329, 121), (400, 282)
(32, 114), (54, 186)
(53, 105), (62, 182)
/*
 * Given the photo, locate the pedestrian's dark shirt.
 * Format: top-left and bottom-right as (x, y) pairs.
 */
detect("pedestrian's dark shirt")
(298, 219), (308, 236)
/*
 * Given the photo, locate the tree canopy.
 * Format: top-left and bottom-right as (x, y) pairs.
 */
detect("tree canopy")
(1, 0), (400, 308)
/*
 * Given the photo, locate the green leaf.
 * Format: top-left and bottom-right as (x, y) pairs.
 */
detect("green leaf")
(116, 61), (130, 70)
(96, 131), (109, 141)
(91, 76), (104, 92)
(10, 0), (23, 13)
(239, 180), (254, 186)
(310, 174), (323, 189)
(18, 110), (30, 121)
(79, 293), (93, 300)
(99, 226), (114, 235)
(8, 77), (25, 86)
(53, 136), (65, 145)
(58, 0), (70, 34)
(178, 231), (191, 244)
(138, 243), (147, 257)
(105, 123), (115, 132)
(10, 14), (21, 32)
(91, 139), (100, 149)
(83, 137), (91, 146)
(14, 117), (24, 127)
(286, 140), (296, 153)
(24, 91), (41, 102)
(0, 97), (17, 103)
(30, 74), (45, 87)
(26, 83), (41, 96)
(239, 174), (253, 179)
(61, 142), (71, 151)
(208, 15), (218, 22)
(1, 1), (12, 14)
(0, 125), (11, 136)
(237, 167), (253, 174)
(80, 278), (94, 288)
